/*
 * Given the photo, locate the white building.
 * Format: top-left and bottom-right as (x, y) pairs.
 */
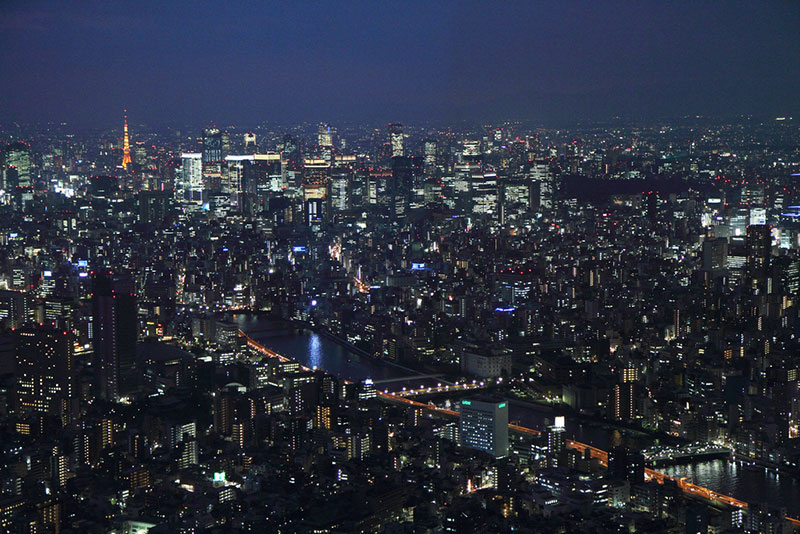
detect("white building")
(179, 153), (203, 208)
(460, 398), (508, 458)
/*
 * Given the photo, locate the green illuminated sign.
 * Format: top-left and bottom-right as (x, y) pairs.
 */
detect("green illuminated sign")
(498, 403), (506, 408)
(462, 400), (471, 405)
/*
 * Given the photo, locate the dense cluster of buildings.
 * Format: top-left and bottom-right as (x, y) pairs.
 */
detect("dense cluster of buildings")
(0, 116), (799, 532)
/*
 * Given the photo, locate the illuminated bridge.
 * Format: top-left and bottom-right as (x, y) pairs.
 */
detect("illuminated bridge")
(371, 374), (450, 385)
(643, 443), (732, 466)
(241, 330), (799, 525)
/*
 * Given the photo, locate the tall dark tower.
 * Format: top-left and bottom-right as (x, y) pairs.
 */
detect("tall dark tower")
(646, 190), (659, 223)
(607, 446), (645, 483)
(282, 134), (302, 173)
(390, 156), (421, 218)
(92, 271), (138, 402)
(14, 324), (75, 419)
(746, 224), (771, 279)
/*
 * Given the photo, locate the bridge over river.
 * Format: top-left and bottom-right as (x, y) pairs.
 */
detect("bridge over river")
(644, 444), (732, 467)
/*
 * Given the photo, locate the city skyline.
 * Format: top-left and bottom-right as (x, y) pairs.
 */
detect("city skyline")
(2, 2), (800, 532)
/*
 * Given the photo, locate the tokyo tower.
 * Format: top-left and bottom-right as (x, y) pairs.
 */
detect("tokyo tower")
(121, 110), (132, 170)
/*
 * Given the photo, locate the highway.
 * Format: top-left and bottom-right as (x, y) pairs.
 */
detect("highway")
(241, 330), (800, 526)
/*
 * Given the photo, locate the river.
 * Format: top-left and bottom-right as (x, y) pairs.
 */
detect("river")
(231, 313), (441, 388)
(232, 313), (800, 516)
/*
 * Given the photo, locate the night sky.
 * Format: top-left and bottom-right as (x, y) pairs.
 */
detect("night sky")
(1, 1), (799, 128)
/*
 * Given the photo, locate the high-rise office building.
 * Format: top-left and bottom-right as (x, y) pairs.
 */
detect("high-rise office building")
(179, 153), (203, 206)
(544, 416), (566, 466)
(202, 128), (222, 165)
(459, 398), (508, 458)
(92, 271), (138, 402)
(389, 123), (404, 157)
(612, 382), (638, 421)
(282, 134), (302, 172)
(303, 184), (328, 225)
(43, 296), (77, 330)
(747, 224), (771, 279)
(646, 190), (659, 222)
(423, 139), (437, 172)
(2, 142), (31, 188)
(318, 123), (334, 163)
(202, 128), (224, 193)
(224, 155), (253, 210)
(330, 170), (350, 212)
(529, 160), (555, 212)
(14, 324), (74, 417)
(702, 237), (728, 273)
(472, 171), (498, 216)
(390, 156), (414, 217)
(545, 416), (566, 454)
(0, 289), (26, 329)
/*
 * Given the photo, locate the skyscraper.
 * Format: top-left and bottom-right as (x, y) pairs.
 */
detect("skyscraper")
(202, 128), (222, 165)
(543, 415), (566, 466)
(388, 123), (404, 157)
(747, 224), (771, 279)
(390, 156), (416, 218)
(423, 139), (437, 173)
(14, 324), (74, 418)
(611, 382), (638, 421)
(459, 398), (508, 458)
(646, 190), (659, 222)
(702, 237), (728, 273)
(529, 160), (555, 212)
(224, 155), (253, 211)
(318, 123), (333, 163)
(0, 289), (26, 329)
(202, 128), (223, 193)
(178, 153), (203, 207)
(92, 271), (138, 402)
(545, 416), (566, 456)
(2, 141), (31, 188)
(282, 134), (302, 173)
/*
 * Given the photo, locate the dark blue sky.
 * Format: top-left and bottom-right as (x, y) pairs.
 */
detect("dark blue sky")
(1, 1), (798, 128)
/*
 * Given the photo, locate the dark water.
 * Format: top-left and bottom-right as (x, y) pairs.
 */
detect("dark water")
(661, 460), (800, 514)
(231, 314), (438, 388)
(232, 313), (800, 516)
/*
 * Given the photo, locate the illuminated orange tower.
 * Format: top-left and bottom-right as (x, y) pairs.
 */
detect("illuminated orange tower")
(121, 110), (132, 170)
